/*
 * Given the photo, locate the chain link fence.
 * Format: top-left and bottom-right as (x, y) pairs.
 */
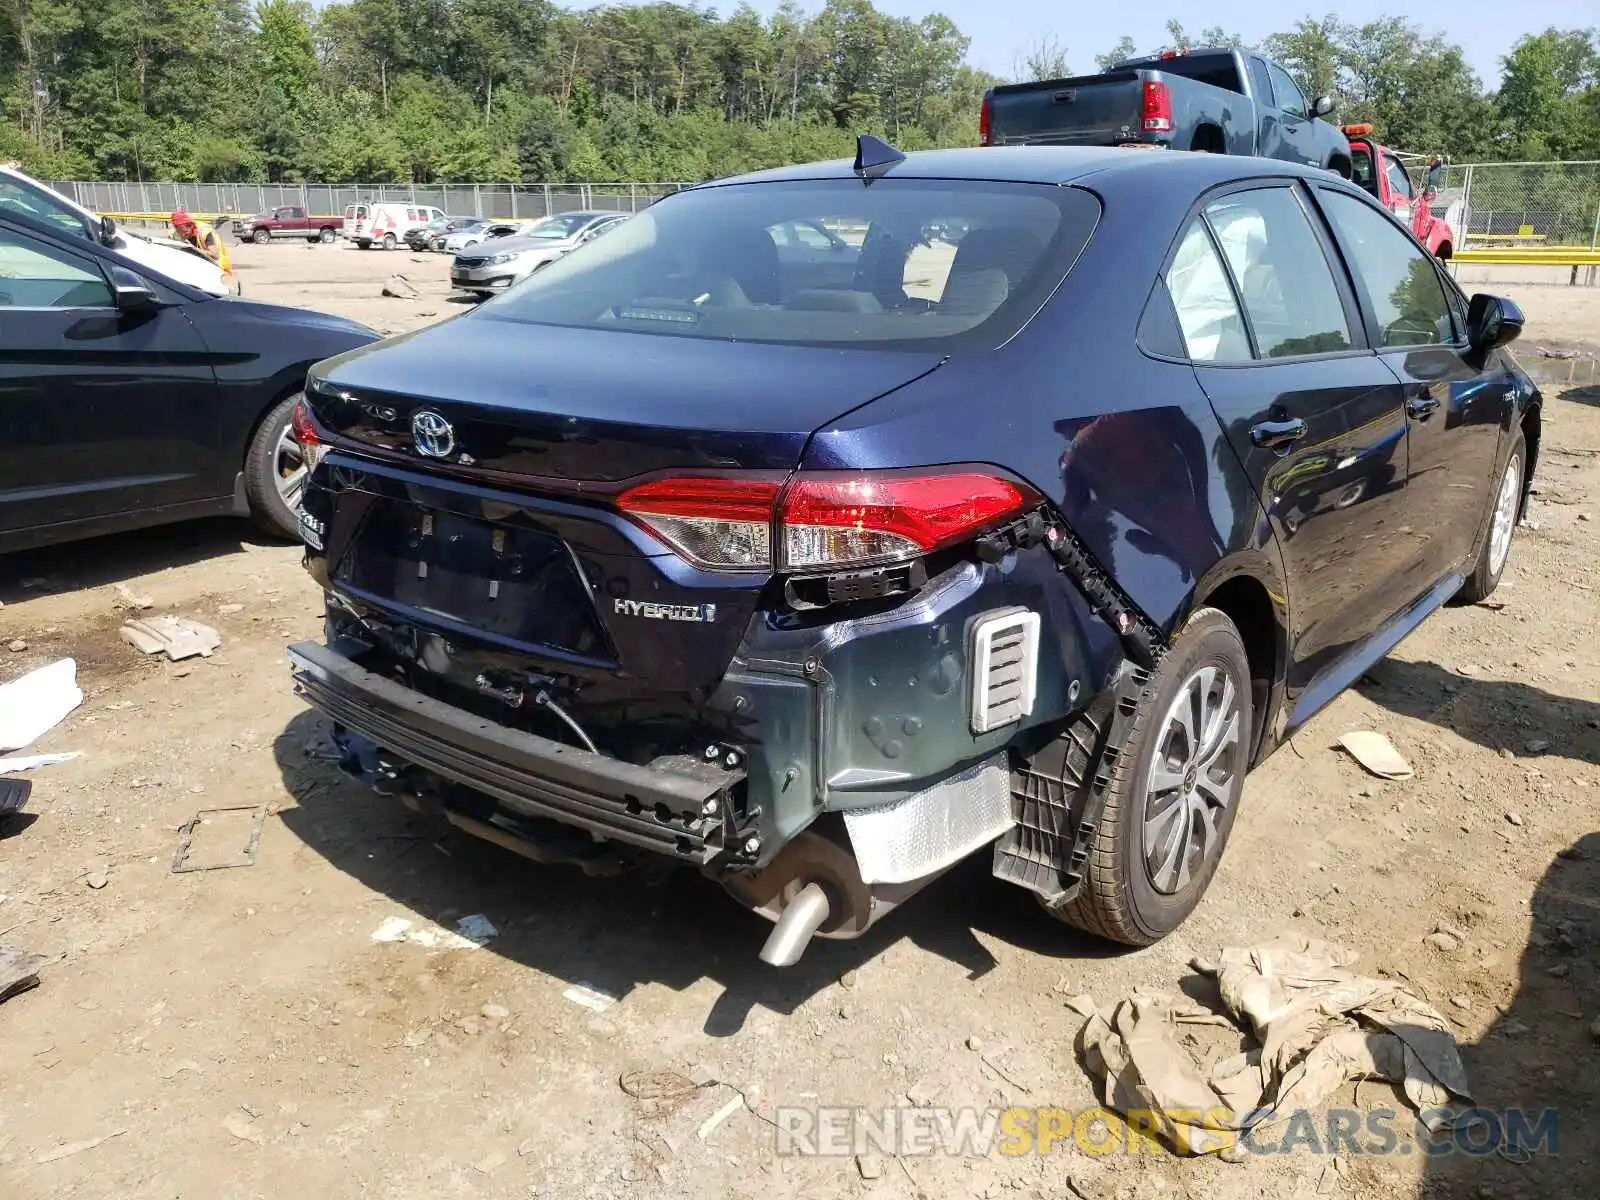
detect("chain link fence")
(1437, 160), (1600, 249)
(43, 181), (690, 220)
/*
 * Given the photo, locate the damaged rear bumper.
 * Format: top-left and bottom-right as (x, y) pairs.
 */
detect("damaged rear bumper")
(288, 638), (753, 863)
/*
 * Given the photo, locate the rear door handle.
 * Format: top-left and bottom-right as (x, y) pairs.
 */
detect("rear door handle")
(1250, 417), (1308, 449)
(1407, 392), (1441, 419)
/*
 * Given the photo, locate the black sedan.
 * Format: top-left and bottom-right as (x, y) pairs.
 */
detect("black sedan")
(289, 139), (1538, 964)
(0, 208), (379, 554)
(405, 214), (477, 252)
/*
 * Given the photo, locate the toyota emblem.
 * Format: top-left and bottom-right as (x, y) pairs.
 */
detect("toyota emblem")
(411, 410), (455, 458)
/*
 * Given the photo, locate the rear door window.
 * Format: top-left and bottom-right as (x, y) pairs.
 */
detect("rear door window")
(1203, 188), (1353, 358)
(1247, 57), (1275, 106)
(1164, 219), (1251, 362)
(1318, 189), (1455, 347)
(474, 180), (1102, 353)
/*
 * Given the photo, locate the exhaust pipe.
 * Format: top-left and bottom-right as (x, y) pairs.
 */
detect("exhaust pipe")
(759, 883), (832, 967)
(728, 829), (947, 967)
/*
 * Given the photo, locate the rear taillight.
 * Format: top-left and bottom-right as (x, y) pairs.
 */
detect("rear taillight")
(979, 92), (994, 145)
(1141, 80), (1173, 133)
(291, 396), (327, 472)
(617, 471), (1037, 574)
(617, 476), (780, 571)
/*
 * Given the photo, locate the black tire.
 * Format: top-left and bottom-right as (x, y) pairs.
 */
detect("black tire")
(1049, 607), (1252, 945)
(253, 228), (271, 245)
(356, 239), (370, 250)
(319, 227), (336, 244)
(242, 393), (305, 540)
(382, 232), (397, 250)
(1458, 433), (1525, 604)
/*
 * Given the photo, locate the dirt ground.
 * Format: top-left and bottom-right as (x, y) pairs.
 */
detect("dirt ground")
(1, 242), (1598, 1200)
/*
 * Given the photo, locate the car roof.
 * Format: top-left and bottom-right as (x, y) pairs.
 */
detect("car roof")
(698, 146), (1334, 191)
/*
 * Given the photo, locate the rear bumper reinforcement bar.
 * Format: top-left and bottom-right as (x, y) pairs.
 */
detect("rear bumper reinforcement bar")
(288, 640), (745, 863)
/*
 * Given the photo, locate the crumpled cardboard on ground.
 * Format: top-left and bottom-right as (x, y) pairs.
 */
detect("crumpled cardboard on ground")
(1070, 937), (1471, 1156)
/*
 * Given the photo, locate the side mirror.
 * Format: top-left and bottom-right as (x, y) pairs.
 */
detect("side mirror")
(1467, 293), (1524, 352)
(99, 215), (118, 246)
(1313, 95), (1335, 117)
(108, 265), (159, 314)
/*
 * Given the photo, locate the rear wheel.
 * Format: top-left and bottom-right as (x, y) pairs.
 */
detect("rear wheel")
(382, 232), (397, 250)
(1458, 433), (1525, 603)
(242, 393), (308, 540)
(319, 227), (336, 244)
(1048, 607), (1251, 945)
(253, 228), (271, 245)
(356, 239), (370, 250)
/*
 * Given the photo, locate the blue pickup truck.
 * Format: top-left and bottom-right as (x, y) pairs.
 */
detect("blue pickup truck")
(981, 47), (1353, 177)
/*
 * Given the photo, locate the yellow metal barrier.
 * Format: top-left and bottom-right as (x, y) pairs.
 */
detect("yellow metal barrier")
(1452, 247), (1600, 265)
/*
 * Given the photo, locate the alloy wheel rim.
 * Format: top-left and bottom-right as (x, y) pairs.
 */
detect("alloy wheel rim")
(1488, 453), (1521, 577)
(274, 422), (308, 511)
(1141, 665), (1244, 896)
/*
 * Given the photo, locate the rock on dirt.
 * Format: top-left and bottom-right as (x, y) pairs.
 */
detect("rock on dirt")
(382, 275), (420, 300)
(7, 640), (26, 653)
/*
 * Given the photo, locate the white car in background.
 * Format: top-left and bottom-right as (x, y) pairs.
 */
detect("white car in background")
(440, 219), (530, 253)
(450, 211), (630, 296)
(0, 165), (230, 296)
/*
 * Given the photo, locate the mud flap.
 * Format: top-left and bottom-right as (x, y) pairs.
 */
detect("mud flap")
(991, 660), (1150, 906)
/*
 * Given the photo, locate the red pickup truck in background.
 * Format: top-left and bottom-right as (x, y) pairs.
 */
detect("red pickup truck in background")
(232, 206), (343, 245)
(1344, 124), (1458, 259)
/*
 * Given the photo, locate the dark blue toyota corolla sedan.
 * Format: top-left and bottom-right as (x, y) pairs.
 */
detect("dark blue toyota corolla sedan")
(287, 141), (1539, 965)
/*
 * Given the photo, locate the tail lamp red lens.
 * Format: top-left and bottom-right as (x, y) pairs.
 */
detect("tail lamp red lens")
(979, 93), (994, 145)
(617, 471), (1037, 573)
(1141, 81), (1174, 133)
(290, 396), (327, 472)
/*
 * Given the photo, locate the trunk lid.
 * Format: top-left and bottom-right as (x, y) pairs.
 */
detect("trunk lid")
(303, 321), (944, 747)
(308, 317), (944, 479)
(987, 72), (1144, 146)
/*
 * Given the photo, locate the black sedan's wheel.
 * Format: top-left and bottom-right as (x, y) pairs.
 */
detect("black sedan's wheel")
(1049, 607), (1251, 945)
(242, 393), (308, 540)
(1458, 432), (1525, 604)
(253, 228), (271, 245)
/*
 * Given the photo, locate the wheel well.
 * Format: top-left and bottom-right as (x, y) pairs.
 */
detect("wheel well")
(1327, 154), (1353, 180)
(1520, 404), (1541, 519)
(1190, 125), (1225, 154)
(1197, 575), (1277, 760)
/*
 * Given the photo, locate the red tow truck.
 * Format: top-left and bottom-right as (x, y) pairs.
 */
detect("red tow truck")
(1342, 124), (1457, 259)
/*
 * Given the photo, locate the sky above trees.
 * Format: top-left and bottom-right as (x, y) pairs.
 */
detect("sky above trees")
(0, 0), (1595, 183)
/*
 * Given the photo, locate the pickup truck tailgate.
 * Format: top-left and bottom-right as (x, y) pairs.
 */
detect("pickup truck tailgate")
(988, 72), (1142, 146)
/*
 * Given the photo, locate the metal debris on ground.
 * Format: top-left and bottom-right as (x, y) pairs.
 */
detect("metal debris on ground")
(0, 777), (30, 824)
(1070, 937), (1472, 1157)
(0, 658), (83, 754)
(120, 616), (222, 661)
(456, 913), (498, 944)
(382, 274), (420, 299)
(170, 805), (266, 872)
(1337, 731), (1414, 779)
(0, 944), (48, 1004)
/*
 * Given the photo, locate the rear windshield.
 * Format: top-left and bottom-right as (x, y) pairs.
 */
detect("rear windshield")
(1126, 54), (1242, 93)
(472, 179), (1100, 352)
(526, 213), (595, 239)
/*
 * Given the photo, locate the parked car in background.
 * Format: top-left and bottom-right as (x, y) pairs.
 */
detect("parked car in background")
(1344, 125), (1457, 259)
(352, 203), (445, 250)
(405, 214), (478, 251)
(450, 211), (629, 295)
(0, 205), (377, 552)
(0, 164), (231, 296)
(233, 205), (344, 244)
(440, 219), (527, 253)
(289, 142), (1536, 966)
(982, 47), (1352, 175)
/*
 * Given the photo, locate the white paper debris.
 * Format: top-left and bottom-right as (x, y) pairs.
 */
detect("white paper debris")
(0, 751), (81, 774)
(562, 983), (618, 1013)
(0, 659), (82, 753)
(1337, 731), (1414, 779)
(696, 1095), (745, 1141)
(369, 916), (480, 950)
